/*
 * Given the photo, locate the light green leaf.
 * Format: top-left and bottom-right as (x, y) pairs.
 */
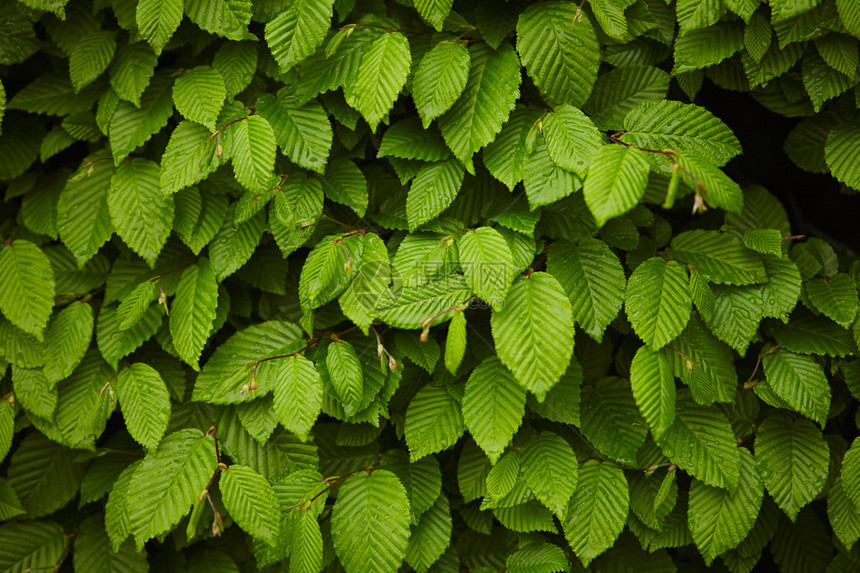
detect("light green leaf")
(483, 107), (542, 190)
(621, 100), (741, 166)
(458, 227), (514, 309)
(541, 104), (603, 177)
(272, 354), (323, 441)
(580, 376), (648, 465)
(630, 346), (676, 439)
(0, 240), (55, 339)
(584, 144), (650, 226)
(756, 413), (829, 521)
(547, 238), (625, 341)
(584, 65), (670, 130)
(256, 92), (332, 173)
(107, 158), (174, 266)
(173, 66), (226, 130)
(43, 301), (93, 384)
(406, 384), (464, 461)
(231, 115), (277, 192)
(116, 281), (157, 331)
(213, 41), (257, 98)
(828, 476), (860, 550)
(127, 429), (217, 547)
(299, 234), (362, 310)
(762, 350), (831, 426)
(491, 272), (574, 400)
(806, 273), (859, 327)
(0, 404), (11, 464)
(115, 363), (170, 450)
(413, 41), (470, 128)
(667, 230), (766, 285)
(318, 158), (367, 216)
(405, 493), (451, 572)
(675, 150), (744, 213)
(406, 158), (465, 231)
(265, 0), (334, 72)
(353, 32), (411, 132)
(563, 460), (628, 567)
(444, 311), (466, 374)
(688, 448), (763, 565)
(170, 259), (218, 370)
(12, 366), (57, 419)
(209, 209), (266, 281)
(292, 507), (323, 573)
(160, 121), (225, 196)
(192, 321), (304, 403)
(69, 31), (117, 92)
(184, 0), (252, 40)
(516, 1), (600, 107)
(674, 22), (744, 74)
(462, 357), (525, 463)
(706, 285), (763, 355)
(414, 0), (453, 30)
(625, 257), (691, 349)
(136, 0), (183, 54)
(332, 470), (411, 573)
(769, 308), (854, 356)
(825, 121), (860, 190)
(377, 117), (451, 162)
(841, 437), (860, 516)
(676, 0), (725, 33)
(220, 464), (281, 545)
(656, 391), (740, 492)
(802, 53), (853, 112)
(439, 42), (521, 169)
(520, 432), (578, 519)
(379, 450), (441, 522)
(743, 228), (783, 255)
(109, 72), (175, 164)
(326, 340), (363, 416)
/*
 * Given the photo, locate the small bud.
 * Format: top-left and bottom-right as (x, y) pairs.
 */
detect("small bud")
(344, 259), (353, 274)
(644, 464), (658, 476)
(109, 387), (117, 403)
(211, 512), (224, 536)
(158, 290), (167, 306)
(197, 489), (208, 502)
(216, 142), (223, 157)
(248, 377), (259, 391)
(297, 218), (315, 228)
(420, 327), (429, 342)
(685, 359), (694, 372)
(345, 25), (355, 38)
(377, 343), (385, 358)
(240, 383), (250, 394)
(692, 192), (706, 214)
(6, 394), (14, 405)
(388, 355), (397, 372)
(87, 165), (95, 177)
(445, 238), (454, 248)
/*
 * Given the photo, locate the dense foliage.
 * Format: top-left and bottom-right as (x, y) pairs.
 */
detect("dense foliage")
(1, 0), (860, 571)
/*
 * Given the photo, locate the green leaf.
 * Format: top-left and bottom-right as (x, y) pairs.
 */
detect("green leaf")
(584, 65), (670, 130)
(756, 413), (829, 521)
(563, 460), (628, 567)
(127, 429), (217, 546)
(806, 273), (859, 327)
(414, 0), (452, 30)
(762, 350), (831, 426)
(318, 158), (368, 216)
(256, 92), (332, 173)
(231, 115), (277, 192)
(12, 366), (56, 419)
(688, 448), (763, 565)
(630, 346), (676, 439)
(506, 542), (569, 573)
(584, 144), (650, 226)
(136, 0), (182, 54)
(828, 475), (860, 550)
(520, 432), (578, 519)
(743, 228), (783, 255)
(406, 384), (464, 461)
(706, 285), (763, 355)
(54, 163), (114, 258)
(7, 432), (84, 517)
(841, 437), (860, 514)
(655, 390), (741, 492)
(406, 158), (465, 231)
(0, 240), (55, 339)
(220, 464), (281, 545)
(378, 118), (451, 162)
(292, 507), (323, 573)
(352, 31), (411, 132)
(110, 72), (175, 164)
(674, 22), (744, 74)
(0, 520), (67, 573)
(115, 363), (171, 450)
(676, 0), (725, 33)
(438, 42), (521, 169)
(272, 354), (323, 441)
(491, 272), (574, 400)
(193, 321), (304, 403)
(116, 281), (157, 331)
(0, 403), (11, 464)
(675, 150), (744, 213)
(184, 0), (252, 40)
(580, 376), (648, 464)
(380, 450), (441, 522)
(213, 41), (257, 97)
(462, 357), (525, 463)
(541, 104), (603, 177)
(547, 238), (625, 341)
(516, 1), (600, 107)
(326, 340), (363, 416)
(170, 259), (218, 370)
(160, 121), (225, 196)
(667, 230), (766, 285)
(802, 53), (853, 112)
(209, 209), (266, 281)
(107, 158), (174, 266)
(825, 121), (860, 190)
(265, 0), (334, 72)
(413, 41), (470, 128)
(73, 514), (148, 573)
(621, 101), (741, 166)
(332, 470), (411, 573)
(299, 234), (361, 310)
(769, 309), (855, 356)
(69, 31), (117, 92)
(395, 332), (441, 374)
(173, 66), (226, 130)
(444, 311), (466, 374)
(458, 227), (515, 309)
(405, 493), (451, 572)
(105, 461), (140, 550)
(761, 255), (802, 321)
(483, 108), (542, 190)
(625, 257), (691, 349)
(43, 301), (93, 383)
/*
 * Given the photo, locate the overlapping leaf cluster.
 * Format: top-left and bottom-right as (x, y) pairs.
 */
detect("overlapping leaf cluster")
(1, 0), (860, 571)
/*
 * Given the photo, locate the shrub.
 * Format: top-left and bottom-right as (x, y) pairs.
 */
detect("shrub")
(1, 0), (859, 571)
